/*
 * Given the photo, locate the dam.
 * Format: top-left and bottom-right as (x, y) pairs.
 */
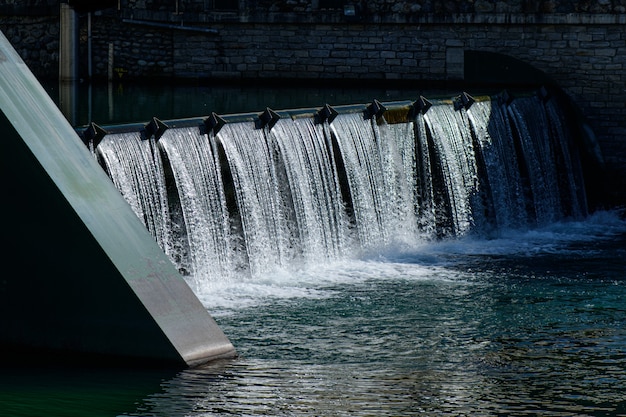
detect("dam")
(83, 91), (590, 289)
(1, 2), (626, 414)
(3, 61), (625, 413)
(2, 20), (598, 363)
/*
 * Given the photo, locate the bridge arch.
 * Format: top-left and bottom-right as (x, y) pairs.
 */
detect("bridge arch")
(464, 51), (553, 87)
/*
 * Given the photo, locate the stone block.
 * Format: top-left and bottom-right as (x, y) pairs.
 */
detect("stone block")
(446, 47), (464, 80)
(595, 49), (617, 57)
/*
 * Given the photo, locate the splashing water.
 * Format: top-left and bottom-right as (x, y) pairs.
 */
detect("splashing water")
(93, 95), (589, 297)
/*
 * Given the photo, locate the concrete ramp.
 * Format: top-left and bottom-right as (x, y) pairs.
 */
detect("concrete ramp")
(0, 31), (235, 367)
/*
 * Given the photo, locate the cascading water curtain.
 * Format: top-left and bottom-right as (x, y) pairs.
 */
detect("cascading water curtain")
(329, 113), (384, 246)
(156, 127), (234, 288)
(268, 118), (349, 261)
(421, 104), (481, 236)
(216, 122), (298, 276)
(466, 99), (528, 231)
(507, 96), (564, 225)
(96, 132), (173, 256)
(543, 98), (588, 219)
(92, 93), (588, 287)
(371, 116), (422, 244)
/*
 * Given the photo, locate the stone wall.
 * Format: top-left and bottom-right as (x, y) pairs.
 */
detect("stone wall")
(83, 14), (626, 206)
(120, 0), (626, 14)
(0, 16), (59, 76)
(3, 0), (626, 13)
(1, 1), (625, 206)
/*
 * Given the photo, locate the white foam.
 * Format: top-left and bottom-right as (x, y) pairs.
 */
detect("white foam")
(198, 257), (471, 316)
(197, 211), (626, 316)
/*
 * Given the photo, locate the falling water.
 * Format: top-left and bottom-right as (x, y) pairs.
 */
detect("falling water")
(216, 122), (299, 276)
(330, 113), (416, 247)
(268, 118), (349, 261)
(96, 132), (173, 255)
(421, 104), (481, 235)
(373, 119), (421, 243)
(157, 127), (234, 287)
(91, 94), (588, 289)
(466, 99), (528, 231)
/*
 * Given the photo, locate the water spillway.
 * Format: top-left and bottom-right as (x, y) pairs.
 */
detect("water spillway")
(86, 91), (589, 292)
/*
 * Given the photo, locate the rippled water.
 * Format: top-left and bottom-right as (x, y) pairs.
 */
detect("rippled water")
(2, 212), (625, 416)
(151, 212), (626, 416)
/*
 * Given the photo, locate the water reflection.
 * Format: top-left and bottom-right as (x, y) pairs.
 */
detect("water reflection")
(120, 231), (626, 417)
(5, 249), (624, 417)
(8, 84), (625, 417)
(58, 80), (79, 126)
(49, 80), (431, 128)
(126, 359), (493, 416)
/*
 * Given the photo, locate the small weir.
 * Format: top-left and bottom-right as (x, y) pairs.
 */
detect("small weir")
(82, 90), (588, 291)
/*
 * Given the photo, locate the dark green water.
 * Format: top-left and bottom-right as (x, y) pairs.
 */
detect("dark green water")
(49, 80), (435, 127)
(3, 213), (625, 416)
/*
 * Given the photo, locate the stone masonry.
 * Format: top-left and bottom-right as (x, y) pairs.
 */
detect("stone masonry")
(1, 1), (625, 206)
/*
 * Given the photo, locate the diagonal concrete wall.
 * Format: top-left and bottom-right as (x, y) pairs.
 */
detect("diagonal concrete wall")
(0, 31), (235, 367)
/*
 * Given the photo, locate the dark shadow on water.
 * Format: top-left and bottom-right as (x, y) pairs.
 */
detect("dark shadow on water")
(0, 365), (174, 417)
(0, 359), (236, 417)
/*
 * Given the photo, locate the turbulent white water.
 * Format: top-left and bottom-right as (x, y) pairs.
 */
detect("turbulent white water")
(94, 95), (589, 300)
(268, 118), (349, 260)
(198, 209), (625, 316)
(157, 127), (234, 287)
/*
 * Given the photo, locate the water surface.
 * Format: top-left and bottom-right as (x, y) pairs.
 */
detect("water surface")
(4, 212), (623, 416)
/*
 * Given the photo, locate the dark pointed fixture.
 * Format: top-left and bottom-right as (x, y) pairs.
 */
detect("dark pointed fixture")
(201, 112), (226, 135)
(498, 90), (514, 106)
(408, 96), (433, 118)
(364, 99), (386, 119)
(453, 92), (475, 111)
(141, 117), (168, 141)
(255, 107), (281, 130)
(314, 103), (339, 124)
(81, 122), (107, 148)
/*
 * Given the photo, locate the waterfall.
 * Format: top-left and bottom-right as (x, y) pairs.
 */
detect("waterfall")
(96, 132), (173, 255)
(467, 100), (528, 231)
(157, 127), (234, 287)
(91, 94), (587, 287)
(422, 104), (480, 236)
(331, 113), (410, 247)
(216, 121), (300, 276)
(268, 118), (349, 261)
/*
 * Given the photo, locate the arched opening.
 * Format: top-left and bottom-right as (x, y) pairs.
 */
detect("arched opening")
(464, 50), (554, 87)
(465, 50), (609, 210)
